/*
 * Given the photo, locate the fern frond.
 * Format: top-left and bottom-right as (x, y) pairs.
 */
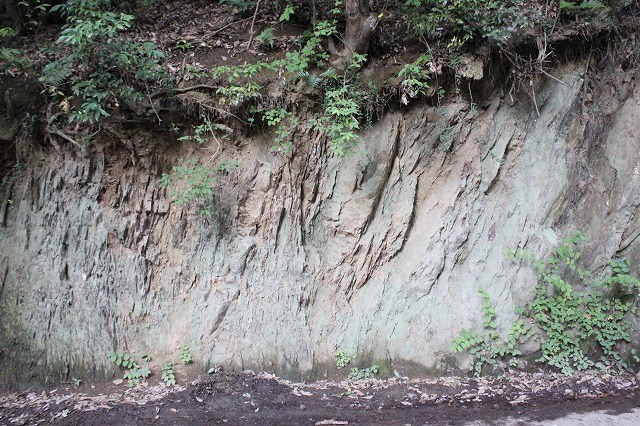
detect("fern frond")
(294, 70), (322, 90)
(42, 58), (74, 86)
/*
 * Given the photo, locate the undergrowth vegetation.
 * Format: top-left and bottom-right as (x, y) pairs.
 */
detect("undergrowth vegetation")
(3, 0), (635, 147)
(452, 232), (640, 376)
(41, 0), (166, 124)
(1, 1), (638, 208)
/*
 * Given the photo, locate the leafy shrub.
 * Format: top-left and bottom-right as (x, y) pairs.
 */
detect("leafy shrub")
(123, 367), (152, 386)
(41, 0), (166, 124)
(159, 158), (238, 216)
(0, 47), (31, 76)
(334, 350), (354, 368)
(311, 54), (368, 155)
(403, 0), (527, 47)
(454, 232), (640, 376)
(262, 107), (299, 153)
(451, 287), (533, 376)
(0, 27), (16, 38)
(108, 350), (152, 386)
(398, 54), (433, 104)
(220, 0), (255, 11)
(17, 0), (51, 32)
(255, 27), (276, 49)
(334, 350), (380, 380)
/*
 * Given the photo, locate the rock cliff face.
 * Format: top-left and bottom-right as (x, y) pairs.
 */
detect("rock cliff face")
(1, 62), (639, 385)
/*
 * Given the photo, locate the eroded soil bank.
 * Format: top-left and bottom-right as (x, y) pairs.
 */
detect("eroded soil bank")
(1, 371), (639, 425)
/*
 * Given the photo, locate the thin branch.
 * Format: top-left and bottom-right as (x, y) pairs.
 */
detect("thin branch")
(581, 48), (593, 111)
(197, 103), (252, 126)
(150, 84), (220, 99)
(539, 69), (570, 87)
(47, 127), (82, 149)
(247, 0), (263, 50)
(528, 82), (541, 117)
(208, 17), (253, 39)
(146, 83), (161, 124)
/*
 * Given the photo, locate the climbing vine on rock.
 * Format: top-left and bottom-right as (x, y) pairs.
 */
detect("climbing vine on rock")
(454, 232), (640, 376)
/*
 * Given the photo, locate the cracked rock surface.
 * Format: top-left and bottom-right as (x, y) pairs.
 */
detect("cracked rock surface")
(1, 63), (639, 382)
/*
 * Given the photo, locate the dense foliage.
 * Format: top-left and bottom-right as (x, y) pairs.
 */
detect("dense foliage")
(2, 0), (634, 131)
(0, 0), (637, 206)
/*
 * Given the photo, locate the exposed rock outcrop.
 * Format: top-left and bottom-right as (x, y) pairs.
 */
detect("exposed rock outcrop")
(0, 63), (639, 385)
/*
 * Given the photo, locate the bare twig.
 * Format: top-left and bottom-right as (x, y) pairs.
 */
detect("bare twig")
(581, 48), (593, 110)
(45, 107), (82, 149)
(150, 84), (219, 99)
(146, 83), (161, 124)
(208, 17), (252, 39)
(247, 0), (263, 50)
(539, 69), (570, 87)
(47, 127), (82, 149)
(528, 81), (541, 117)
(196, 103), (252, 126)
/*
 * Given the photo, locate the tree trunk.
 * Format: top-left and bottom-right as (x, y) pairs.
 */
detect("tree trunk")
(2, 0), (23, 33)
(337, 0), (377, 67)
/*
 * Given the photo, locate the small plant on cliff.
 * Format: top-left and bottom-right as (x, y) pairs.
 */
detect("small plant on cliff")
(334, 350), (380, 380)
(263, 107), (299, 153)
(311, 53), (368, 155)
(159, 158), (238, 216)
(180, 345), (192, 364)
(108, 350), (136, 369)
(255, 27), (276, 50)
(398, 54), (432, 105)
(123, 366), (152, 386)
(403, 0), (520, 48)
(108, 350), (152, 386)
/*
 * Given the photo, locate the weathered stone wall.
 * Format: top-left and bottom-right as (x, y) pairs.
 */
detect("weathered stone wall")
(1, 63), (639, 385)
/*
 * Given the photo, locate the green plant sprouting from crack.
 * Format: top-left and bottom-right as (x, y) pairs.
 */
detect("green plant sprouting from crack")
(180, 345), (192, 364)
(348, 365), (380, 380)
(108, 345), (194, 387)
(451, 287), (534, 376)
(162, 364), (176, 386)
(159, 158), (238, 216)
(334, 350), (354, 368)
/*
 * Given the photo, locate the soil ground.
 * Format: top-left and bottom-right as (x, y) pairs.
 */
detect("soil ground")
(2, 370), (639, 425)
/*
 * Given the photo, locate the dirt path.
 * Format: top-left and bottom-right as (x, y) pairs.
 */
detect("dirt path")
(1, 371), (639, 425)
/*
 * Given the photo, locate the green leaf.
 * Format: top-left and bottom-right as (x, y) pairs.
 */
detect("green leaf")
(279, 4), (295, 21)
